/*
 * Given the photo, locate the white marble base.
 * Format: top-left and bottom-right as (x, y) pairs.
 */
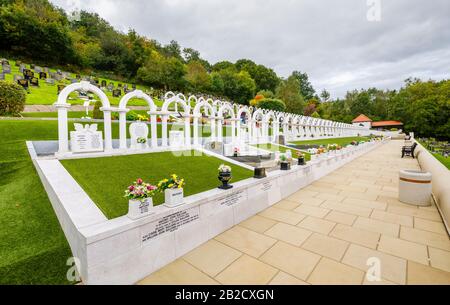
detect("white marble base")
(28, 140), (386, 285)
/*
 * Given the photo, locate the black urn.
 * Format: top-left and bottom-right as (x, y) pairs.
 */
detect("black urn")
(280, 162), (291, 171)
(298, 156), (305, 166)
(218, 171), (233, 190)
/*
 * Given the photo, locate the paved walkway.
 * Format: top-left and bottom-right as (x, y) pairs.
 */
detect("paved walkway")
(138, 141), (450, 285)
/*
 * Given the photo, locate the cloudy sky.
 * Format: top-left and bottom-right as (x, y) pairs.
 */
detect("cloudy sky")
(51, 0), (450, 98)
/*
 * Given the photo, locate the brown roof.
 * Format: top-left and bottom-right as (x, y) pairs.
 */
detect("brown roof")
(352, 114), (372, 123)
(372, 121), (403, 127)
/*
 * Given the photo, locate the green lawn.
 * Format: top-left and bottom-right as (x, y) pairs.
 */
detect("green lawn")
(0, 121), (74, 284)
(289, 136), (370, 147)
(0, 119), (247, 283)
(431, 153), (450, 169)
(253, 143), (312, 161)
(61, 151), (254, 219)
(2, 59), (162, 106)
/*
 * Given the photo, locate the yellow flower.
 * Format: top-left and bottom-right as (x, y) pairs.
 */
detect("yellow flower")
(168, 184), (174, 188)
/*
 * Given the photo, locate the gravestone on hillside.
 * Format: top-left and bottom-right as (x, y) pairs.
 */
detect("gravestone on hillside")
(70, 124), (104, 153)
(39, 72), (47, 79)
(129, 122), (149, 150)
(30, 64), (35, 69)
(57, 84), (66, 94)
(17, 79), (28, 89)
(34, 66), (42, 73)
(0, 73), (4, 80)
(30, 77), (39, 87)
(101, 80), (107, 87)
(46, 78), (55, 85)
(2, 65), (11, 74)
(112, 89), (121, 97)
(13, 74), (23, 81)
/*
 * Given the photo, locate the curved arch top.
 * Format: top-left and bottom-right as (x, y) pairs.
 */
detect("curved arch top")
(218, 103), (236, 119)
(118, 90), (157, 112)
(161, 95), (190, 114)
(56, 81), (111, 108)
(193, 100), (215, 117)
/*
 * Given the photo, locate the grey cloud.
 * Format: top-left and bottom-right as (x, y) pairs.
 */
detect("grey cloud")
(51, 0), (450, 98)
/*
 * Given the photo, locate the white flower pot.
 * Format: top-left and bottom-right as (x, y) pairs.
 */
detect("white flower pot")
(164, 188), (184, 208)
(128, 198), (153, 220)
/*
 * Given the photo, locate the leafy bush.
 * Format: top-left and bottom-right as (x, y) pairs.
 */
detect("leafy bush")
(92, 100), (103, 119)
(257, 98), (286, 112)
(126, 111), (139, 121)
(0, 81), (26, 116)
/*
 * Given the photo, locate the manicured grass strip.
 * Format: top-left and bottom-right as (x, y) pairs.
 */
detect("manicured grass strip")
(417, 141), (450, 169)
(289, 136), (370, 147)
(0, 140), (74, 284)
(61, 150), (254, 219)
(430, 153), (450, 169)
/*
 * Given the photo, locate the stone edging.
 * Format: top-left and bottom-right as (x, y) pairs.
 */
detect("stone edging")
(415, 141), (450, 235)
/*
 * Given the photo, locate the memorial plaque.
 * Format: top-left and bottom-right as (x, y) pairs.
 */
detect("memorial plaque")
(217, 189), (247, 208)
(169, 131), (184, 147)
(129, 122), (149, 149)
(141, 206), (200, 245)
(70, 124), (104, 153)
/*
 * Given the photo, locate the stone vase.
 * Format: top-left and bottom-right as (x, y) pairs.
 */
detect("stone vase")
(164, 188), (184, 208)
(128, 198), (153, 220)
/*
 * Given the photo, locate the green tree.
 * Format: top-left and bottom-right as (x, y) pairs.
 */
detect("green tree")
(218, 68), (256, 104)
(275, 76), (305, 114)
(291, 71), (316, 100)
(184, 61), (211, 93)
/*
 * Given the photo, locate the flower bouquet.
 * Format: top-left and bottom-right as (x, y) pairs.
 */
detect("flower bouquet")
(125, 178), (158, 219)
(158, 174), (185, 208)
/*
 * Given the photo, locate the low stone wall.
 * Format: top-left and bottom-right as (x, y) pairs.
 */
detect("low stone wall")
(29, 140), (385, 284)
(415, 142), (450, 234)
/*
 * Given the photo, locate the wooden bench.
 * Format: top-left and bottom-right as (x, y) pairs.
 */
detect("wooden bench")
(402, 142), (418, 158)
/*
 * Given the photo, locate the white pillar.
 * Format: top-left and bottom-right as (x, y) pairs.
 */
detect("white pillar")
(217, 118), (223, 142)
(210, 118), (216, 142)
(162, 115), (168, 147)
(150, 114), (157, 148)
(102, 110), (113, 151)
(56, 104), (70, 154)
(119, 111), (127, 150)
(193, 117), (199, 146)
(229, 119), (236, 144)
(184, 116), (191, 147)
(236, 120), (241, 142)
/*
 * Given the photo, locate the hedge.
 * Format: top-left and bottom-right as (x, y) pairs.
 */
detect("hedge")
(0, 81), (26, 116)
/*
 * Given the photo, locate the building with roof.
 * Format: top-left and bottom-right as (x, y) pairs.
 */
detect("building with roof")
(352, 114), (403, 131)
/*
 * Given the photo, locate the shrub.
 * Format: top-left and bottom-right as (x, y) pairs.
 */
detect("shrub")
(0, 81), (26, 116)
(257, 98), (286, 112)
(92, 100), (103, 119)
(126, 111), (139, 121)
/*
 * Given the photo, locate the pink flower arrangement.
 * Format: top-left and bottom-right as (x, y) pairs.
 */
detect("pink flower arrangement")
(124, 178), (158, 200)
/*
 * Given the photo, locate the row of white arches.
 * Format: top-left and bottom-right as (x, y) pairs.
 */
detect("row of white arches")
(54, 81), (368, 155)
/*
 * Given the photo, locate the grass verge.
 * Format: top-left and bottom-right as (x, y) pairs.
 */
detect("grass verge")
(61, 150), (254, 219)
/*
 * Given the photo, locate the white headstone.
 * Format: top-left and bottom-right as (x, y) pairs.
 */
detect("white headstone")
(130, 122), (149, 149)
(70, 124), (103, 153)
(169, 131), (184, 148)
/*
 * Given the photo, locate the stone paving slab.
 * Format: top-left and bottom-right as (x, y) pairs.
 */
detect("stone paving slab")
(138, 141), (450, 285)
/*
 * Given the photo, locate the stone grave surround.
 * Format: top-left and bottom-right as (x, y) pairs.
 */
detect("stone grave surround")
(28, 137), (386, 284)
(53, 81), (370, 158)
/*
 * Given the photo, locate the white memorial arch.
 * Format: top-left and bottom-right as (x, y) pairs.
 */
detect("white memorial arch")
(53, 81), (370, 158)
